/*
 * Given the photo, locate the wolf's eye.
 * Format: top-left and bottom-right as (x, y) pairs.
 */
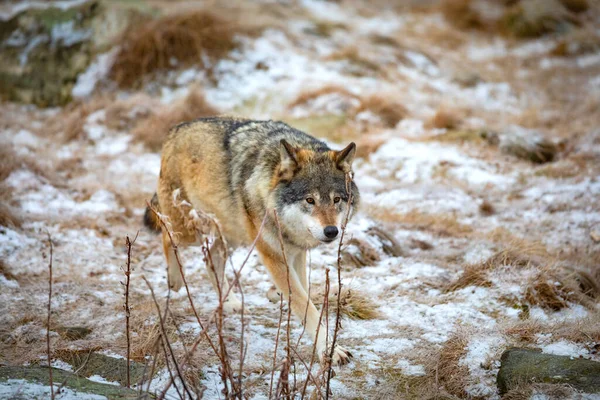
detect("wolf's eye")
(333, 197), (341, 204)
(306, 197), (315, 204)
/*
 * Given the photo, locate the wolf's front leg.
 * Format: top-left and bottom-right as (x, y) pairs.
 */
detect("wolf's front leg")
(205, 238), (242, 313)
(258, 243), (352, 366)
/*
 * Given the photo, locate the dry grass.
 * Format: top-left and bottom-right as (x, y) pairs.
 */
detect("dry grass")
(504, 319), (545, 343)
(104, 93), (161, 132)
(46, 96), (111, 142)
(501, 0), (580, 39)
(0, 146), (38, 182)
(439, 0), (487, 30)
(0, 259), (19, 282)
(436, 330), (470, 398)
(342, 238), (381, 268)
(551, 26), (600, 56)
(367, 207), (473, 237)
(109, 10), (246, 88)
(289, 85), (406, 129)
(355, 135), (387, 159)
(446, 243), (548, 292)
(325, 46), (382, 76)
(427, 108), (462, 130)
(503, 383), (579, 400)
(560, 0), (590, 13)
(533, 160), (581, 179)
(0, 203), (22, 229)
(131, 90), (219, 151)
(128, 300), (177, 363)
(355, 95), (407, 128)
(312, 287), (380, 320)
(288, 85), (357, 109)
(505, 310), (600, 344)
(445, 264), (493, 292)
(523, 267), (591, 311)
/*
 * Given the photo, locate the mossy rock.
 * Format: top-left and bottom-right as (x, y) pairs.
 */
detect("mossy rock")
(497, 348), (600, 395)
(0, 366), (144, 399)
(0, 1), (150, 106)
(55, 350), (147, 387)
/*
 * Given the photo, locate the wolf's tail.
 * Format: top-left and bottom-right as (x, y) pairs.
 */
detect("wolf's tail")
(143, 193), (161, 233)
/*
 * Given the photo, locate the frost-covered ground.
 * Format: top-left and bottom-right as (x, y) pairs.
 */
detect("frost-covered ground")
(1, 0), (600, 399)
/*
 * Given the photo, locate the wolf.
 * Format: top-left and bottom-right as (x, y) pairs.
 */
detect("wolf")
(144, 116), (360, 365)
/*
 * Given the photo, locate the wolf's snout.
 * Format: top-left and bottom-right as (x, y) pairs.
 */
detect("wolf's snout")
(324, 226), (339, 239)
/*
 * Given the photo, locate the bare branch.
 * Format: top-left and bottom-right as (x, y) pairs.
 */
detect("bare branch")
(123, 232), (138, 388)
(46, 231), (55, 400)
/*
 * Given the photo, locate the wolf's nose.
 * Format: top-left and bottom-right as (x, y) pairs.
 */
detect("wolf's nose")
(324, 226), (339, 239)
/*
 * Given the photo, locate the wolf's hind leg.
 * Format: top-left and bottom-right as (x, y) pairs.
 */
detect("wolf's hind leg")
(205, 238), (242, 313)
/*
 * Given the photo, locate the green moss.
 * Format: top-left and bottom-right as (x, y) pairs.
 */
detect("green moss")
(0, 366), (145, 399)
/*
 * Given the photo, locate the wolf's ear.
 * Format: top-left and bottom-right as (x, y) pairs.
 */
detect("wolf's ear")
(279, 139), (299, 180)
(335, 142), (356, 173)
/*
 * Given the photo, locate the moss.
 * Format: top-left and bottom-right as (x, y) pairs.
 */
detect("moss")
(0, 366), (144, 399)
(497, 348), (600, 394)
(55, 349), (148, 387)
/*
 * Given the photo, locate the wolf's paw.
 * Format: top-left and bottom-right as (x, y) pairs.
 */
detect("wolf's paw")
(321, 345), (353, 366)
(223, 296), (243, 314)
(267, 286), (281, 303)
(168, 276), (183, 292)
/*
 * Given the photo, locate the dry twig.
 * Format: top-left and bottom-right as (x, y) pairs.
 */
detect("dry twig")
(122, 232), (138, 388)
(46, 231), (55, 400)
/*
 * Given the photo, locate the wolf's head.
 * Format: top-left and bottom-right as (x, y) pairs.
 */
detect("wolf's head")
(273, 139), (360, 249)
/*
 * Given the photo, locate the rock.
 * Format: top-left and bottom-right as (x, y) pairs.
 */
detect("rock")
(55, 350), (147, 387)
(56, 326), (92, 340)
(497, 348), (600, 395)
(0, 366), (142, 399)
(0, 1), (149, 106)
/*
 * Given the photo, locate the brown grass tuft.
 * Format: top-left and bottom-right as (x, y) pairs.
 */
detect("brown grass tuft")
(355, 135), (387, 159)
(0, 203), (22, 229)
(288, 85), (356, 110)
(437, 330), (470, 397)
(312, 287), (380, 320)
(342, 238), (381, 268)
(504, 319), (544, 343)
(45, 96), (112, 142)
(551, 27), (600, 56)
(524, 268), (587, 311)
(355, 95), (407, 128)
(131, 90), (219, 151)
(446, 264), (493, 292)
(367, 207), (473, 237)
(479, 200), (496, 216)
(501, 0), (580, 39)
(0, 146), (51, 184)
(427, 108), (462, 130)
(439, 0), (486, 30)
(109, 10), (246, 88)
(0, 259), (19, 282)
(446, 244), (549, 292)
(559, 0), (589, 13)
(289, 86), (406, 130)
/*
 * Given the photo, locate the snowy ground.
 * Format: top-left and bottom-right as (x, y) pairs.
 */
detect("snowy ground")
(1, 1), (600, 399)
